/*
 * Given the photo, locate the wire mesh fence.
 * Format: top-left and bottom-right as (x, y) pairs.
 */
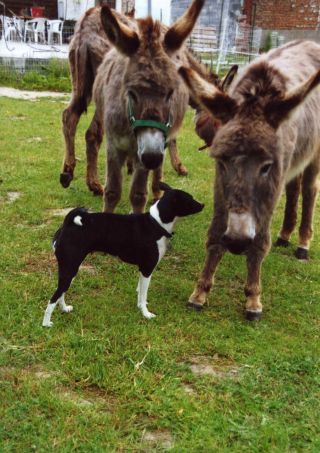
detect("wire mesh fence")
(0, 6), (307, 82)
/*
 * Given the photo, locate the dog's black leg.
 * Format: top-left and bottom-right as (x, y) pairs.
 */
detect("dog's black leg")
(42, 260), (82, 327)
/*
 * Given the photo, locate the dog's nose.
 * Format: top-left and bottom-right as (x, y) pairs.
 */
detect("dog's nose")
(141, 153), (163, 169)
(221, 234), (253, 255)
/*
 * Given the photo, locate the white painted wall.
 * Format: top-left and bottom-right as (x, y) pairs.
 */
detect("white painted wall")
(135, 0), (171, 25)
(58, 0), (95, 21)
(58, 0), (171, 23)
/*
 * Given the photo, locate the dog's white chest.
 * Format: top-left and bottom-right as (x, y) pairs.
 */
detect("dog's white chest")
(157, 236), (168, 263)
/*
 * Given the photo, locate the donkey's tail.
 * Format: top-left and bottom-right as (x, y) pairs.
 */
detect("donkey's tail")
(73, 44), (95, 114)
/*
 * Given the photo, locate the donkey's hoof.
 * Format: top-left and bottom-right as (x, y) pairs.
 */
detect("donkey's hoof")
(187, 302), (204, 311)
(60, 172), (73, 188)
(294, 247), (309, 261)
(88, 183), (103, 196)
(245, 310), (262, 321)
(177, 165), (188, 176)
(275, 237), (289, 247)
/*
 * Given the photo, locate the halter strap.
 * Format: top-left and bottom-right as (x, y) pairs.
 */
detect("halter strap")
(127, 95), (172, 141)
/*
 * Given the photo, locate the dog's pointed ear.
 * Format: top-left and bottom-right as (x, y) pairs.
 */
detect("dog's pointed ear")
(159, 182), (172, 191)
(179, 66), (238, 124)
(101, 5), (140, 56)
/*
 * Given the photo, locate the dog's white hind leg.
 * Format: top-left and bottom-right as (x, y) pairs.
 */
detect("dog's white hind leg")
(137, 273), (155, 319)
(58, 293), (73, 313)
(42, 301), (58, 327)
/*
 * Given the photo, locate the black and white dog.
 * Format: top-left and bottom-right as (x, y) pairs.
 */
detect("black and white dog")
(42, 183), (204, 326)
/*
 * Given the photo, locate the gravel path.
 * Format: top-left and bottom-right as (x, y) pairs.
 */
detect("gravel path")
(0, 87), (69, 100)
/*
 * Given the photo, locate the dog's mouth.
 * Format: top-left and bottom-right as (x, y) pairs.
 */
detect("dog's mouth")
(192, 202), (205, 214)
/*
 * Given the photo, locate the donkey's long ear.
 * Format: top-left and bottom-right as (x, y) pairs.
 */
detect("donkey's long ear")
(101, 5), (140, 56)
(179, 67), (238, 124)
(221, 65), (238, 92)
(164, 0), (205, 52)
(265, 68), (320, 128)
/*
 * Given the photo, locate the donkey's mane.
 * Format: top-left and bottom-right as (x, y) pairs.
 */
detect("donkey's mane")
(234, 62), (288, 116)
(137, 17), (163, 50)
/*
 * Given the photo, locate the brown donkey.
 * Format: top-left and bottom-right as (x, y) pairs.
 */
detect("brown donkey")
(61, 3), (209, 196)
(179, 40), (320, 320)
(89, 0), (208, 213)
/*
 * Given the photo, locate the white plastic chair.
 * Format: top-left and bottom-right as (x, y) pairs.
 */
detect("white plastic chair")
(1, 16), (16, 41)
(47, 20), (63, 45)
(24, 18), (46, 43)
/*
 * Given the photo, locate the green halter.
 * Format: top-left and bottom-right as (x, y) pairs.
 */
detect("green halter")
(127, 95), (172, 141)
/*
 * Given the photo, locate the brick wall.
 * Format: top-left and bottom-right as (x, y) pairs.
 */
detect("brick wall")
(251, 0), (320, 30)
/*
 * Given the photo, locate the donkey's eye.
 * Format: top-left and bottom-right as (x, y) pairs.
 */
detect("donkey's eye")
(128, 90), (138, 103)
(166, 89), (174, 102)
(260, 162), (273, 177)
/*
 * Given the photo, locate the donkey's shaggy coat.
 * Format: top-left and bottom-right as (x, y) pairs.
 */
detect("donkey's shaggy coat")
(180, 40), (320, 319)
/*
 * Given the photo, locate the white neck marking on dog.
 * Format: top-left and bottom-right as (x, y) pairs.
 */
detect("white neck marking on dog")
(74, 216), (83, 226)
(149, 201), (176, 234)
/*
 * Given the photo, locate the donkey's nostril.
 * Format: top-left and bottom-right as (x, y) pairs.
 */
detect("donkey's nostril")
(222, 234), (253, 255)
(141, 153), (163, 170)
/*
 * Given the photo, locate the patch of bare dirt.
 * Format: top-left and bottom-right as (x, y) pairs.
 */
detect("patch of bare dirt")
(187, 354), (241, 379)
(48, 208), (75, 217)
(0, 87), (69, 100)
(26, 137), (43, 143)
(0, 191), (22, 204)
(23, 251), (55, 273)
(182, 383), (196, 395)
(79, 264), (96, 274)
(142, 430), (174, 450)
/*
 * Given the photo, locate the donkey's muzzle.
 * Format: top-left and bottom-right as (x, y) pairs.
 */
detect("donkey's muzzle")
(221, 234), (253, 255)
(141, 152), (164, 169)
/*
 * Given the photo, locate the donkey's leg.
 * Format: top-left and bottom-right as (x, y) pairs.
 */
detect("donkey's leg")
(130, 165), (149, 214)
(103, 148), (126, 213)
(85, 110), (104, 195)
(61, 96), (86, 188)
(151, 165), (163, 203)
(295, 160), (320, 260)
(244, 233), (270, 321)
(275, 175), (301, 247)
(188, 213), (226, 310)
(168, 138), (188, 176)
(127, 157), (134, 175)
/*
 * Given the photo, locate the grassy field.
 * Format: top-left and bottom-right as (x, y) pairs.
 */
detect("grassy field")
(0, 95), (320, 452)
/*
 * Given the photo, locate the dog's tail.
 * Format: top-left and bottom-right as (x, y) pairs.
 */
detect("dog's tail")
(63, 207), (89, 227)
(52, 208), (89, 251)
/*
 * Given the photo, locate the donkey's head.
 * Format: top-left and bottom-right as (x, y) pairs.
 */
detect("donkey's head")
(179, 63), (320, 254)
(101, 0), (205, 170)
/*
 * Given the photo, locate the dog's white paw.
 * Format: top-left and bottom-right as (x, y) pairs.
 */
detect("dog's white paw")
(42, 320), (53, 327)
(61, 305), (73, 313)
(143, 310), (156, 319)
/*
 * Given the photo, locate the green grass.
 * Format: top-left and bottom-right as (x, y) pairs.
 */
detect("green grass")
(0, 95), (320, 452)
(0, 59), (71, 92)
